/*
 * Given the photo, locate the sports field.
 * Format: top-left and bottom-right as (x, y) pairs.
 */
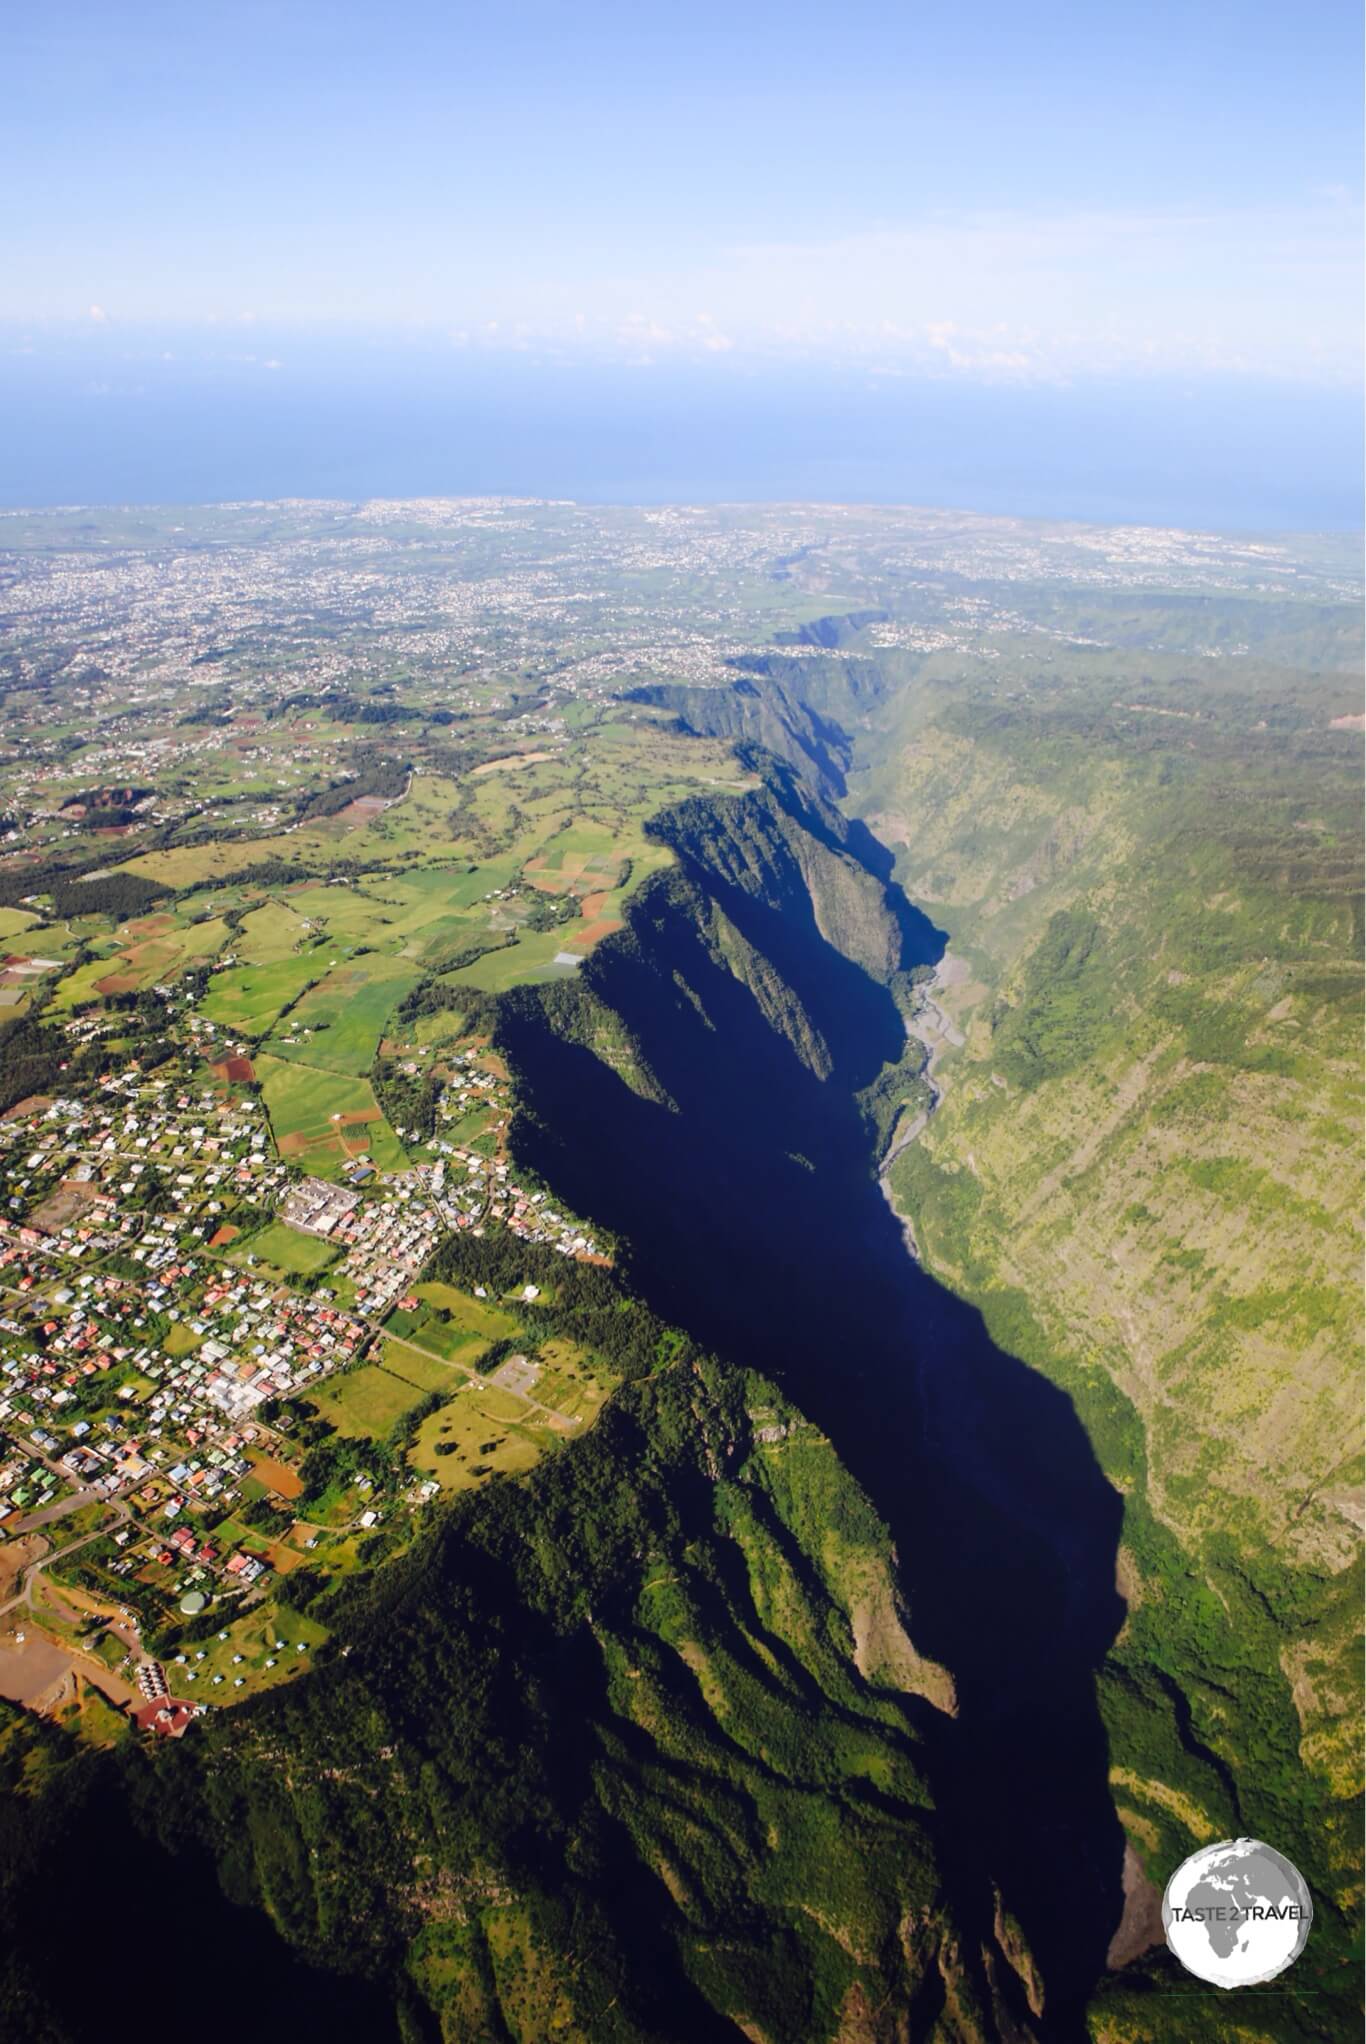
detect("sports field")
(233, 1220), (340, 1275)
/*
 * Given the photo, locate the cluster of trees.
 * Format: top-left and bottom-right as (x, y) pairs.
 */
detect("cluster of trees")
(0, 861), (170, 920)
(371, 1053), (440, 1142)
(426, 1228), (675, 1384)
(268, 688), (458, 728)
(395, 977), (496, 1031)
(292, 755), (411, 823)
(989, 905), (1122, 1089)
(0, 1002), (165, 1118)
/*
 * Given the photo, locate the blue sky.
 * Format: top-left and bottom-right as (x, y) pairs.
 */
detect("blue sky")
(6, 0), (1361, 381)
(1, 2), (1361, 516)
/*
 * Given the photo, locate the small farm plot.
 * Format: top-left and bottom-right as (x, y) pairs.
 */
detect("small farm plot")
(256, 1054), (405, 1175)
(53, 914), (231, 1010)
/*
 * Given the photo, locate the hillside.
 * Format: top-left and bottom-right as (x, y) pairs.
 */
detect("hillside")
(3, 1340), (1046, 2044)
(832, 630), (1364, 1973)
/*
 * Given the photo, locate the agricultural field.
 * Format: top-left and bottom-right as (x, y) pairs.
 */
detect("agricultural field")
(253, 1055), (405, 1175)
(52, 913), (230, 1010)
(265, 956), (421, 1073)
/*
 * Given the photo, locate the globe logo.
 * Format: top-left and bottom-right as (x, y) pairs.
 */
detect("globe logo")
(1163, 1837), (1312, 1988)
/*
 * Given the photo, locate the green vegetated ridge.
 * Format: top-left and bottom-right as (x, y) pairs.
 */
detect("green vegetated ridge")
(3, 1342), (1043, 2044)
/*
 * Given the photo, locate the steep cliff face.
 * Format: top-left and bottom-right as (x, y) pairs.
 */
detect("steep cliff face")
(499, 768), (1132, 2034)
(624, 675), (855, 797)
(850, 670), (1365, 1991)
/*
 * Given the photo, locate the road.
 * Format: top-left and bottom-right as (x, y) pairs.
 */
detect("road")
(0, 1494), (133, 1622)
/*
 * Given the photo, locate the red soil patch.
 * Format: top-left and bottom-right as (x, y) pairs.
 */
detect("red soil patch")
(207, 1223), (241, 1249)
(2, 1095), (53, 1121)
(122, 914), (176, 938)
(578, 890), (610, 920)
(125, 939), (178, 969)
(569, 917), (623, 953)
(336, 795), (389, 825)
(211, 1055), (256, 1084)
(95, 973), (140, 996)
(249, 1452), (304, 1501)
(277, 1131), (312, 1156)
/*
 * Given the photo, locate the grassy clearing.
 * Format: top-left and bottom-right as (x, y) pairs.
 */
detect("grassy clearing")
(411, 1281), (523, 1343)
(307, 1364), (439, 1438)
(408, 1385), (555, 1493)
(231, 899), (313, 965)
(174, 1598), (329, 1703)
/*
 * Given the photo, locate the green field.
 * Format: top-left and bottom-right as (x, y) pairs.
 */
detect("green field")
(380, 1342), (459, 1393)
(175, 1599), (330, 1703)
(307, 1363), (441, 1438)
(265, 957), (421, 1073)
(411, 1281), (523, 1343)
(198, 953), (326, 1037)
(234, 1220), (340, 1275)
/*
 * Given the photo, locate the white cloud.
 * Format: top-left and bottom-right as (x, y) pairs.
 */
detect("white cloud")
(26, 196), (1361, 389)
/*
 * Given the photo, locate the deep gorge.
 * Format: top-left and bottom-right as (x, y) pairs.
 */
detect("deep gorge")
(497, 761), (1129, 2031)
